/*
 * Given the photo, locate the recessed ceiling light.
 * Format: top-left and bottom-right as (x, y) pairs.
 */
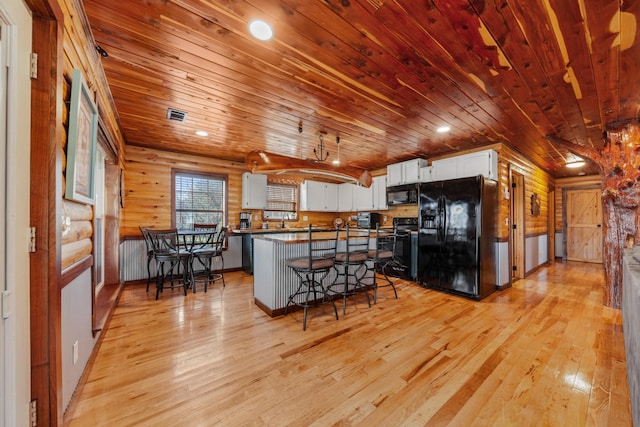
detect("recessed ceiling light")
(436, 126), (451, 133)
(248, 19), (273, 41)
(195, 130), (208, 137)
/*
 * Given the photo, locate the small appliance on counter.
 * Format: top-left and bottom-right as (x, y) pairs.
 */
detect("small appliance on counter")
(239, 212), (252, 230)
(356, 212), (381, 229)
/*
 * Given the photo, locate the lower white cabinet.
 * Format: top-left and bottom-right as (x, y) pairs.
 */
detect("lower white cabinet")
(300, 180), (338, 212)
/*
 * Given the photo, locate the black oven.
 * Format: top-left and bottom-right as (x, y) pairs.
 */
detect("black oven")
(385, 217), (418, 280)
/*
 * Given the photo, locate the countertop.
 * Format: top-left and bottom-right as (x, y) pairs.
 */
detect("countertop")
(252, 229), (388, 244)
(231, 227), (335, 235)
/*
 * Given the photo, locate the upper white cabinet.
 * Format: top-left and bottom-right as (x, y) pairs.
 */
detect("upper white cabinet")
(387, 158), (428, 186)
(300, 180), (338, 212)
(431, 149), (498, 181)
(372, 175), (388, 210)
(338, 183), (354, 212)
(241, 172), (267, 209)
(354, 184), (373, 211)
(419, 166), (433, 183)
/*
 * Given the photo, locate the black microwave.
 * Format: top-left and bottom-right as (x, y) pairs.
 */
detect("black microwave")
(386, 184), (419, 205)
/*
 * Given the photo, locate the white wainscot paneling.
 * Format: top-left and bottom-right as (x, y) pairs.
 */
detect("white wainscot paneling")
(61, 269), (98, 411)
(494, 241), (510, 288)
(555, 231), (564, 259)
(525, 234), (548, 273)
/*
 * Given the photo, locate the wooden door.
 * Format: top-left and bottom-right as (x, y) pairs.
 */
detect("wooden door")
(566, 189), (602, 263)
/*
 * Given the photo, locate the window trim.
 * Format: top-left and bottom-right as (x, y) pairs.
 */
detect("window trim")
(263, 181), (299, 222)
(171, 168), (228, 230)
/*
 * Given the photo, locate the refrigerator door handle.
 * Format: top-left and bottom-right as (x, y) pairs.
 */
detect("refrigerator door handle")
(437, 196), (445, 242)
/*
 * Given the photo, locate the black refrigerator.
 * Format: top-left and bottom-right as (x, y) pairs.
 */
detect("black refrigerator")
(417, 175), (497, 300)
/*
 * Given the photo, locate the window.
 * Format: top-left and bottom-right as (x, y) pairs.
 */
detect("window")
(173, 170), (227, 230)
(263, 182), (298, 221)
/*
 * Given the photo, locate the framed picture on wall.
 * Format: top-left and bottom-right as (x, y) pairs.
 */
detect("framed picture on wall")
(65, 69), (98, 204)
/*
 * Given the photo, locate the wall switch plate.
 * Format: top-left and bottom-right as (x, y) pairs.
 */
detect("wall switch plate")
(303, 215), (308, 221)
(73, 341), (79, 365)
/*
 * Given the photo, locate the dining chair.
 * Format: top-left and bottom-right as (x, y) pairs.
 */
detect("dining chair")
(329, 224), (371, 315)
(146, 228), (190, 299)
(139, 226), (155, 292)
(366, 224), (399, 303)
(284, 225), (339, 330)
(190, 227), (227, 291)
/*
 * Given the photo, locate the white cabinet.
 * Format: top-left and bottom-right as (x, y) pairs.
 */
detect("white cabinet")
(354, 184), (373, 211)
(338, 183), (354, 212)
(241, 172), (267, 209)
(386, 158), (428, 186)
(419, 166), (433, 182)
(431, 149), (498, 181)
(300, 180), (338, 212)
(372, 175), (388, 210)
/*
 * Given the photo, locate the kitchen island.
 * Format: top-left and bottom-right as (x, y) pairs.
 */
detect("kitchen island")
(252, 231), (373, 317)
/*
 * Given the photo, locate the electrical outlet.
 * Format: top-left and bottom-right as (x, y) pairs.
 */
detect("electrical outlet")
(383, 215), (387, 223)
(303, 215), (308, 221)
(73, 341), (79, 365)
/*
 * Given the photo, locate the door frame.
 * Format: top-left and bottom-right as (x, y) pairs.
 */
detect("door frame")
(509, 167), (525, 281)
(1, 1), (33, 425)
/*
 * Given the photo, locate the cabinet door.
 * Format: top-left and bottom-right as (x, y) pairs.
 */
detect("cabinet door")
(242, 172), (267, 209)
(386, 163), (403, 186)
(301, 180), (325, 211)
(324, 183), (338, 211)
(458, 150), (498, 180)
(431, 157), (459, 181)
(403, 160), (422, 183)
(372, 175), (388, 210)
(353, 184), (373, 211)
(338, 183), (354, 212)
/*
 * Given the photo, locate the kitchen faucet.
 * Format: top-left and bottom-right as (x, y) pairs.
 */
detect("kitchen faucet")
(281, 212), (290, 228)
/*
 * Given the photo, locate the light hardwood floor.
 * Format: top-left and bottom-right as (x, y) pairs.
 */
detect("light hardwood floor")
(65, 262), (632, 426)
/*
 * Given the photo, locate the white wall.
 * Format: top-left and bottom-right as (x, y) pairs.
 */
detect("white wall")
(1, 0), (32, 425)
(61, 270), (97, 410)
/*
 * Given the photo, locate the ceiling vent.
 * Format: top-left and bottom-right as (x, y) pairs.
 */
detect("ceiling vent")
(166, 108), (187, 122)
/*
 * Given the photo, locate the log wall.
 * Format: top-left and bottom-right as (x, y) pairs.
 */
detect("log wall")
(123, 146), (350, 237)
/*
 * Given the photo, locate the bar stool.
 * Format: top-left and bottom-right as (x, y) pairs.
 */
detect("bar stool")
(189, 227), (227, 292)
(329, 224), (371, 315)
(285, 225), (338, 330)
(366, 224), (399, 303)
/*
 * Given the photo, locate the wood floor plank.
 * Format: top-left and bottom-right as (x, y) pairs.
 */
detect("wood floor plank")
(64, 262), (632, 426)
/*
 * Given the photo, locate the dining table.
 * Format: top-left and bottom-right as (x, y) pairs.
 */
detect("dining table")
(176, 229), (218, 292)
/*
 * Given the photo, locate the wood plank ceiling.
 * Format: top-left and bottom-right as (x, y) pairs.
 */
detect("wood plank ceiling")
(82, 0), (640, 178)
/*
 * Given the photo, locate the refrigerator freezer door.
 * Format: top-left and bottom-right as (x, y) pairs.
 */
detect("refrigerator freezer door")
(439, 177), (480, 297)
